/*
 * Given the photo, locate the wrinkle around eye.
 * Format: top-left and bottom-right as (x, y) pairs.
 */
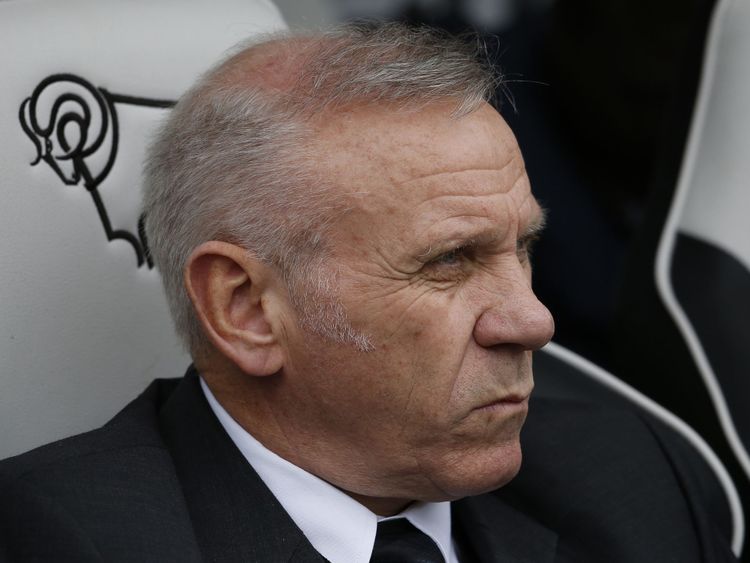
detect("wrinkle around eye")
(378, 283), (450, 343)
(421, 265), (468, 285)
(354, 244), (421, 280)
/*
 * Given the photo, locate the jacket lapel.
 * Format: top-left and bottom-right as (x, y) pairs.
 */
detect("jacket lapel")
(453, 491), (557, 563)
(158, 368), (327, 563)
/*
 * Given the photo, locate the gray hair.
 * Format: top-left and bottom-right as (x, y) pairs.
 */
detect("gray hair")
(142, 22), (502, 357)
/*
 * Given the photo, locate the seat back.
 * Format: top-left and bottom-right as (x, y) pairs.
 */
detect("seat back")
(0, 0), (286, 459)
(655, 0), (750, 492)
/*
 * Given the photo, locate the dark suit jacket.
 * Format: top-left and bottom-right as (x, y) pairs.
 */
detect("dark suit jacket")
(0, 359), (739, 562)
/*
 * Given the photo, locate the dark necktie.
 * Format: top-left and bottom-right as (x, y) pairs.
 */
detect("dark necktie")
(370, 518), (446, 563)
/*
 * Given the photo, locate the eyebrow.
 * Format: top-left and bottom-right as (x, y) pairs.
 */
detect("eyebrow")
(415, 206), (548, 261)
(519, 207), (548, 242)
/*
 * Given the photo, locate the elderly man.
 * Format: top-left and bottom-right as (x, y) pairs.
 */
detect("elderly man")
(0, 23), (738, 563)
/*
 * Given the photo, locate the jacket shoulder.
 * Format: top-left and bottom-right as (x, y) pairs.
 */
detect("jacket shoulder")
(504, 396), (737, 562)
(0, 378), (177, 479)
(0, 378), (200, 562)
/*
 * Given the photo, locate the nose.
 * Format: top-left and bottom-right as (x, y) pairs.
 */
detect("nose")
(473, 281), (555, 351)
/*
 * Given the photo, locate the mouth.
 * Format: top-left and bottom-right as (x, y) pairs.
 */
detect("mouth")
(474, 393), (530, 414)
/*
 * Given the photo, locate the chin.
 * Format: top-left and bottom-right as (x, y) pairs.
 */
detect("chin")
(426, 438), (524, 501)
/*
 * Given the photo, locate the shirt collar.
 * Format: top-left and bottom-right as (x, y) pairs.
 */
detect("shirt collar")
(380, 502), (455, 563)
(200, 377), (456, 563)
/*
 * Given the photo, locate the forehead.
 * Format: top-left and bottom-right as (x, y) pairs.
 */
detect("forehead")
(315, 102), (516, 178)
(312, 102), (538, 245)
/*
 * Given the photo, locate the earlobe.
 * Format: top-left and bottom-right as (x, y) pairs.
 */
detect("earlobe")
(185, 241), (285, 376)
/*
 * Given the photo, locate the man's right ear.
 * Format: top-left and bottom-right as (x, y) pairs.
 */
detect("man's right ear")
(184, 241), (285, 376)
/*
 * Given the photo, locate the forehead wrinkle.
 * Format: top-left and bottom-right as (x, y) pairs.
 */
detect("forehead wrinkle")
(411, 192), (509, 219)
(393, 162), (515, 189)
(392, 170), (523, 227)
(411, 174), (525, 226)
(322, 107), (519, 187)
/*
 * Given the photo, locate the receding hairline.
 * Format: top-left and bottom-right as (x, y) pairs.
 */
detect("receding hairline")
(202, 24), (501, 119)
(212, 35), (322, 94)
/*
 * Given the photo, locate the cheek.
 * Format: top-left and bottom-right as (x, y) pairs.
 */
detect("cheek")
(339, 284), (483, 420)
(377, 297), (479, 413)
(377, 293), (476, 361)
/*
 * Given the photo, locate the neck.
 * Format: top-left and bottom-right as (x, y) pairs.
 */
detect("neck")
(344, 490), (414, 516)
(201, 366), (418, 518)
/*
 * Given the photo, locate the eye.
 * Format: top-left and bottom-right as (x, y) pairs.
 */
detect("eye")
(430, 246), (466, 267)
(421, 245), (472, 281)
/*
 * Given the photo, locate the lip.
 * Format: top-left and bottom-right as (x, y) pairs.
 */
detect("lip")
(474, 394), (530, 413)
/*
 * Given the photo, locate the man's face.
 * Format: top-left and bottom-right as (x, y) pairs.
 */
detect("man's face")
(275, 102), (554, 505)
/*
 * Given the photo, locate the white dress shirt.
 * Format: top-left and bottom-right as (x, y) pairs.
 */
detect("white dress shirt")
(200, 378), (458, 563)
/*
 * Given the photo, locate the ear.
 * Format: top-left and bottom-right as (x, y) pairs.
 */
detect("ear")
(185, 241), (285, 376)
